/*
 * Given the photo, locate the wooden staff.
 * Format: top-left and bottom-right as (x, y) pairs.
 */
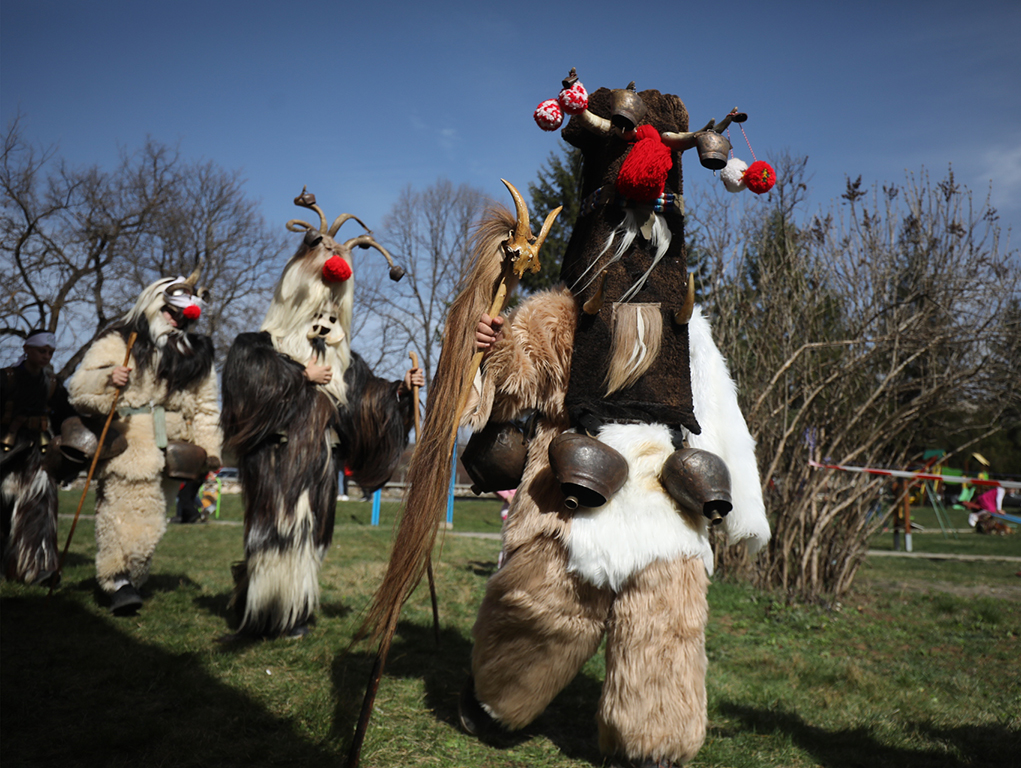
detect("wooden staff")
(345, 183), (560, 768)
(410, 351), (441, 648)
(50, 331), (137, 596)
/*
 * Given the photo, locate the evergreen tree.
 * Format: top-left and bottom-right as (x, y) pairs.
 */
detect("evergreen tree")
(523, 142), (582, 294)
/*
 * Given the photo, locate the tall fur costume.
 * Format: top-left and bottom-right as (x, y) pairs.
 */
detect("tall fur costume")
(67, 277), (221, 596)
(1, 362), (78, 585)
(458, 81), (771, 767)
(221, 199), (413, 638)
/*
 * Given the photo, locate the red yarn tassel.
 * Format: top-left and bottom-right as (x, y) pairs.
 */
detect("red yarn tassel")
(615, 125), (672, 202)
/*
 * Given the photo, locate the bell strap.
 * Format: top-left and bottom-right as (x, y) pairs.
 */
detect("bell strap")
(117, 404), (168, 448)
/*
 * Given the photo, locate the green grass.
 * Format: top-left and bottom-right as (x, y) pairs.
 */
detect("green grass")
(2, 493), (1018, 767)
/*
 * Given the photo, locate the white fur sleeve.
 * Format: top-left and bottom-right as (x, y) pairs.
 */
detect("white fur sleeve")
(66, 334), (126, 418)
(686, 306), (771, 553)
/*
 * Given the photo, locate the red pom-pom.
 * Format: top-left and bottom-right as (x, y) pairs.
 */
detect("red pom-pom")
(534, 99), (563, 131)
(182, 304), (201, 320)
(743, 161), (776, 194)
(615, 125), (673, 202)
(322, 255), (352, 282)
(557, 82), (588, 115)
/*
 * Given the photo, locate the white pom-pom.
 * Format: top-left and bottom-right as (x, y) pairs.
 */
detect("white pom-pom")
(721, 157), (748, 193)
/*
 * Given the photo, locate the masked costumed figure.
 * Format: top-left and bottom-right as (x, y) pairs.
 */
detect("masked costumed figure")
(358, 74), (771, 767)
(454, 75), (773, 768)
(67, 272), (220, 615)
(221, 190), (423, 640)
(1, 330), (82, 587)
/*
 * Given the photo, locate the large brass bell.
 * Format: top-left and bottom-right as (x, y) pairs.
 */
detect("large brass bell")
(460, 421), (529, 494)
(57, 416), (127, 463)
(659, 448), (732, 525)
(610, 83), (647, 132)
(165, 440), (208, 480)
(548, 431), (629, 510)
(694, 131), (731, 170)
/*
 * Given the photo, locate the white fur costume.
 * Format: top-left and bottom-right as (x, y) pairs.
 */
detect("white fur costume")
(463, 290), (769, 765)
(67, 279), (220, 594)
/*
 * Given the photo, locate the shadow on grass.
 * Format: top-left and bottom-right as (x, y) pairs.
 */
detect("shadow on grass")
(717, 702), (1020, 768)
(0, 594), (340, 768)
(330, 618), (607, 766)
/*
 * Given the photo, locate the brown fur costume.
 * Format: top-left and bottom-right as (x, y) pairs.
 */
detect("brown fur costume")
(221, 198), (413, 638)
(67, 278), (221, 597)
(454, 79), (771, 767)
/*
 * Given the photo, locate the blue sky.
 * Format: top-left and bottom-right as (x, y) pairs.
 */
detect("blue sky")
(3, 0), (1020, 276)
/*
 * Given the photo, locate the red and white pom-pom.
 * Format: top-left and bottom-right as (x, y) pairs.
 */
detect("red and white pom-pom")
(534, 98), (563, 131)
(182, 303), (201, 320)
(721, 157), (748, 193)
(743, 160), (777, 194)
(322, 255), (352, 282)
(557, 81), (588, 115)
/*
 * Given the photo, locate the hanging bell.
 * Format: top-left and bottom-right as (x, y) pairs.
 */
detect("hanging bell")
(694, 131), (731, 171)
(460, 421), (530, 494)
(548, 431), (629, 510)
(610, 83), (647, 132)
(659, 448), (732, 525)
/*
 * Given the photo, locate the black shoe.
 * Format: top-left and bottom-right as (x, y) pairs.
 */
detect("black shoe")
(458, 676), (501, 737)
(110, 584), (143, 616)
(283, 623), (310, 640)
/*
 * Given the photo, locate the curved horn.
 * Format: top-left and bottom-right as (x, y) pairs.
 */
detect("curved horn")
(328, 213), (371, 238)
(503, 178), (531, 243)
(660, 131), (698, 151)
(574, 107), (613, 135)
(293, 186), (328, 233)
(343, 235), (405, 281)
(286, 219), (316, 233)
(184, 262), (202, 287)
(532, 204), (561, 255)
(500, 179), (561, 276)
(673, 272), (696, 325)
(583, 270), (609, 315)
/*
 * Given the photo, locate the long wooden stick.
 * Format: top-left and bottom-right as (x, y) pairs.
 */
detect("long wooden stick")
(410, 351), (441, 648)
(50, 331), (137, 596)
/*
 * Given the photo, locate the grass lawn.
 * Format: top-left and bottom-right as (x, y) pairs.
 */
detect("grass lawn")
(1, 492), (1018, 767)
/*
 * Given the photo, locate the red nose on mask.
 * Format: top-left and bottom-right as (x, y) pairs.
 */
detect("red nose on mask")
(323, 255), (352, 282)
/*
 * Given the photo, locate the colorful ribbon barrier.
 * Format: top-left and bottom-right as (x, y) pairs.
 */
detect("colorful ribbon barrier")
(808, 460), (1021, 490)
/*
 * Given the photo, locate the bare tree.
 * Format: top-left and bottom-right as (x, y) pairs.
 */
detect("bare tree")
(1, 118), (285, 376)
(688, 155), (1020, 599)
(353, 179), (488, 383)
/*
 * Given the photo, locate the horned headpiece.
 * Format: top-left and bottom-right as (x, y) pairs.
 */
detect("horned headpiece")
(124, 266), (205, 341)
(261, 189), (405, 406)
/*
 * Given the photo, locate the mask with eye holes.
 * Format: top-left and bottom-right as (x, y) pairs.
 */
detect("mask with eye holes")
(307, 311), (347, 353)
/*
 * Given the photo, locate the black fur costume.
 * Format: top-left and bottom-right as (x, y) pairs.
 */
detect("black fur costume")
(222, 334), (412, 638)
(1, 363), (78, 585)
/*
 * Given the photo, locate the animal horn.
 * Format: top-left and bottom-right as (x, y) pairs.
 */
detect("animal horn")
(344, 234), (405, 282)
(500, 179), (561, 276)
(286, 219), (316, 233)
(504, 178), (531, 242)
(673, 272), (695, 325)
(329, 213), (371, 238)
(583, 270), (609, 315)
(562, 69), (613, 136)
(293, 186), (329, 233)
(183, 262), (202, 287)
